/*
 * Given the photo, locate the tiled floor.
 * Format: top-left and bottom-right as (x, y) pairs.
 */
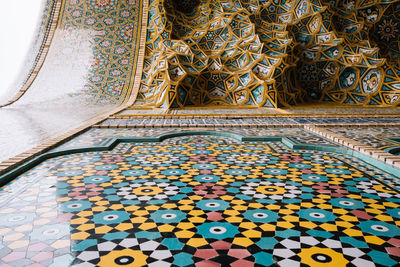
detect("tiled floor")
(1, 134), (400, 266)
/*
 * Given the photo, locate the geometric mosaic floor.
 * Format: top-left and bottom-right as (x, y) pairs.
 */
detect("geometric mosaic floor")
(1, 135), (400, 266)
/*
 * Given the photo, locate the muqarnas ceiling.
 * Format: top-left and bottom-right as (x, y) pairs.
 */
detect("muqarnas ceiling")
(135, 0), (400, 108)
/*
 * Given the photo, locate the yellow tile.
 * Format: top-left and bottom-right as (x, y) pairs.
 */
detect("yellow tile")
(95, 201), (110, 206)
(343, 229), (363, 236)
(233, 205), (247, 211)
(92, 206), (107, 212)
(226, 216), (243, 223)
(162, 204), (177, 209)
(71, 232), (90, 240)
(177, 222), (195, 230)
(77, 224), (95, 231)
(279, 209), (294, 215)
(286, 204), (300, 210)
(175, 230), (195, 238)
(260, 223), (276, 232)
(125, 205), (140, 211)
(189, 195), (202, 201)
(282, 215), (299, 222)
(336, 221), (354, 229)
(231, 200), (246, 205)
(364, 236), (385, 245)
(77, 211), (93, 217)
(243, 230), (262, 238)
(179, 205), (194, 210)
(332, 208), (347, 215)
(51, 239), (70, 249)
(224, 210), (240, 216)
(88, 196), (102, 201)
(220, 195), (234, 201)
(95, 225), (113, 234)
(375, 215), (393, 221)
(186, 238), (208, 248)
(15, 224), (33, 232)
(158, 224), (174, 232)
(188, 210), (204, 216)
(115, 223), (133, 231)
(110, 204), (124, 210)
(3, 233), (24, 242)
(188, 217), (206, 223)
(239, 222), (258, 229)
(133, 210), (149, 216)
(299, 221), (317, 229)
(232, 237), (253, 247)
(300, 203), (314, 208)
(130, 217), (147, 223)
(339, 215), (358, 222)
(265, 204), (280, 210)
(277, 221), (294, 229)
(178, 200), (193, 205)
(8, 240), (29, 249)
(139, 223), (157, 230)
(320, 223), (337, 231)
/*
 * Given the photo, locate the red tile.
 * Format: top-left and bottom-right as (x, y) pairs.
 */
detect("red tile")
(231, 259), (254, 267)
(386, 247), (400, 257)
(194, 249), (218, 260)
(228, 249), (251, 259)
(210, 241), (232, 250)
(388, 238), (400, 248)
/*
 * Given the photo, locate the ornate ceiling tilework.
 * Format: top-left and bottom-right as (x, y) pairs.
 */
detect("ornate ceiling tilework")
(60, 0), (141, 104)
(134, 0), (400, 109)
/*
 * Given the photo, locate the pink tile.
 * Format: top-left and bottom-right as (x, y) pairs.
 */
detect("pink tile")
(388, 238), (400, 247)
(55, 213), (74, 222)
(28, 242), (48, 252)
(26, 263), (46, 267)
(231, 259), (254, 267)
(228, 249), (251, 259)
(386, 247), (400, 257)
(31, 251), (54, 262)
(86, 192), (100, 196)
(207, 212), (223, 222)
(210, 241), (231, 250)
(75, 196), (88, 200)
(195, 260), (220, 267)
(351, 210), (373, 220)
(2, 251), (26, 262)
(194, 249), (218, 260)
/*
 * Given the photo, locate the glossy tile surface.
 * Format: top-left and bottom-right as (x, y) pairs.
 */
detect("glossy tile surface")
(0, 0), (143, 162)
(327, 127), (400, 154)
(1, 133), (400, 266)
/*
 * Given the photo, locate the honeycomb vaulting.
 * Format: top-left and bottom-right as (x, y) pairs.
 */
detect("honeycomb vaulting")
(135, 0), (400, 108)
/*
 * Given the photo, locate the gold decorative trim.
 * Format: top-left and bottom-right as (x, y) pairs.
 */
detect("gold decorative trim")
(124, 0), (149, 106)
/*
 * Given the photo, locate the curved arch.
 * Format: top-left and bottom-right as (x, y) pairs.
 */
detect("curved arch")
(0, 0), (62, 107)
